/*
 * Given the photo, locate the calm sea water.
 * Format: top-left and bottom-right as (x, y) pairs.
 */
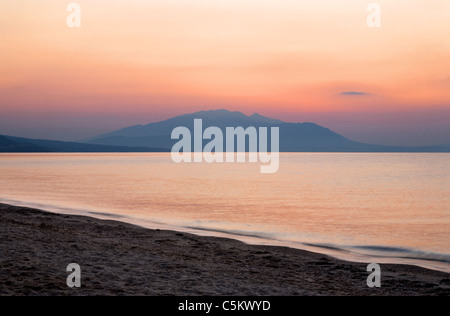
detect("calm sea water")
(1, 153), (449, 272)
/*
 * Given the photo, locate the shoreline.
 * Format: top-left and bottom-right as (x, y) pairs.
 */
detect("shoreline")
(2, 197), (449, 275)
(1, 203), (449, 296)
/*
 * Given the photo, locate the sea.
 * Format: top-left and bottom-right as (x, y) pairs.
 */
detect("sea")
(0, 153), (449, 273)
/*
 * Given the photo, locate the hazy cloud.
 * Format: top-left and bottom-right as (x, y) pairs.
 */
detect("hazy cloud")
(340, 92), (370, 96)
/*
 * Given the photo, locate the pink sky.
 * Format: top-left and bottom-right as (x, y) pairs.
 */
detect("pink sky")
(0, 0), (449, 145)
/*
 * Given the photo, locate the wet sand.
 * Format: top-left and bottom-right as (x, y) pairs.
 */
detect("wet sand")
(0, 203), (449, 296)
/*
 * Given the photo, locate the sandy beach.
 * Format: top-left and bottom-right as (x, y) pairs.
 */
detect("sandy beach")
(0, 203), (449, 296)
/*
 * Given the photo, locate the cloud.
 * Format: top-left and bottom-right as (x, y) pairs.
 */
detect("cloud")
(340, 91), (370, 96)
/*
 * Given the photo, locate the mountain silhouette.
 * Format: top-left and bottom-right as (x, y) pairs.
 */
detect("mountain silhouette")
(0, 135), (168, 153)
(84, 110), (450, 152)
(0, 135), (50, 152)
(1, 110), (449, 153)
(86, 110), (284, 140)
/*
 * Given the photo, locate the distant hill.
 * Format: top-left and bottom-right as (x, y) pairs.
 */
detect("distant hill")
(85, 110), (450, 153)
(0, 135), (168, 153)
(85, 109), (285, 140)
(2, 110), (449, 153)
(0, 135), (50, 153)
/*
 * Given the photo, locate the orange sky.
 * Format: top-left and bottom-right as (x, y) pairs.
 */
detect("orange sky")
(0, 0), (449, 145)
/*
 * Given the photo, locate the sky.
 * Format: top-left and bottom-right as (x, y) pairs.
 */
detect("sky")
(0, 0), (449, 146)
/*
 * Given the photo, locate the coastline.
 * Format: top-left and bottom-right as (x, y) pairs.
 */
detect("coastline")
(1, 203), (449, 296)
(2, 197), (449, 275)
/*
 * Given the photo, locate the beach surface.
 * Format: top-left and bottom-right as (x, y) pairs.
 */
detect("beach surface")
(1, 203), (449, 296)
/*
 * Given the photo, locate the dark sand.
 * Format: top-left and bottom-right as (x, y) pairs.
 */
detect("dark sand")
(0, 203), (449, 296)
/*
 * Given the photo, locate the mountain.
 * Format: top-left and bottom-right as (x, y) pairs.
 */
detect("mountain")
(0, 135), (168, 153)
(0, 135), (50, 153)
(3, 110), (449, 153)
(85, 110), (284, 141)
(85, 109), (450, 152)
